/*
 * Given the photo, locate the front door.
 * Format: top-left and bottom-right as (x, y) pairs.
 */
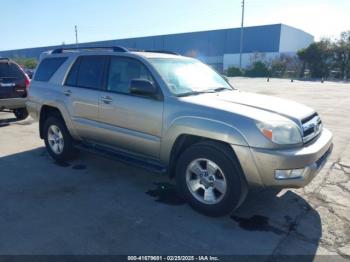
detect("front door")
(98, 56), (163, 159)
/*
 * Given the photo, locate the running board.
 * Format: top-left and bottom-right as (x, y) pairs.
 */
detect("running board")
(75, 143), (167, 174)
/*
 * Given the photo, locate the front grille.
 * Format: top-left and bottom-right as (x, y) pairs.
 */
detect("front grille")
(301, 113), (322, 143)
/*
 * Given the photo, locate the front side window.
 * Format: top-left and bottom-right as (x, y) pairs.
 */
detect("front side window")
(149, 58), (232, 96)
(34, 57), (67, 82)
(107, 57), (154, 94)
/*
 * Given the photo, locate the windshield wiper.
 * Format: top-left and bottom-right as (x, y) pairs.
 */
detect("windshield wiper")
(177, 87), (233, 97)
(177, 90), (216, 97)
(212, 87), (233, 92)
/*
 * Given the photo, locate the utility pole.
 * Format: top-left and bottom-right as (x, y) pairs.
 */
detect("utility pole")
(75, 25), (79, 47)
(239, 0), (245, 69)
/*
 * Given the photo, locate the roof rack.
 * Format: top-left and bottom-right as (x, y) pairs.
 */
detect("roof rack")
(51, 46), (129, 54)
(50, 46), (180, 56)
(0, 58), (10, 61)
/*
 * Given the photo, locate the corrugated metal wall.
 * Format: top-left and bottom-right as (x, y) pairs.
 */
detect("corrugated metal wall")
(0, 24), (282, 59)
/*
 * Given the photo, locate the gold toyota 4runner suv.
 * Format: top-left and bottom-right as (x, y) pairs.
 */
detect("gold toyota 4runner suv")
(27, 46), (333, 216)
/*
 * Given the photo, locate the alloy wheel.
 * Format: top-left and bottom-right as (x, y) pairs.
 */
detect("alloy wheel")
(185, 158), (227, 205)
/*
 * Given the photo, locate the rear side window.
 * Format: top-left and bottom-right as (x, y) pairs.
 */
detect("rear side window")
(65, 59), (80, 87)
(0, 62), (24, 79)
(34, 57), (67, 82)
(65, 56), (106, 90)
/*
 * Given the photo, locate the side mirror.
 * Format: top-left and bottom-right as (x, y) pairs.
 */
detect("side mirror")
(130, 79), (157, 97)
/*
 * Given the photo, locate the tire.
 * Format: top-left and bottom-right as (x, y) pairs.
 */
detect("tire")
(176, 141), (248, 217)
(13, 108), (28, 120)
(43, 116), (76, 162)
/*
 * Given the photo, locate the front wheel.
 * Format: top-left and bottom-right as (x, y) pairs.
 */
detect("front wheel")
(176, 141), (247, 217)
(43, 116), (76, 162)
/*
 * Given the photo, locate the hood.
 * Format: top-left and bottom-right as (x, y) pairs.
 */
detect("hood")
(183, 90), (315, 122)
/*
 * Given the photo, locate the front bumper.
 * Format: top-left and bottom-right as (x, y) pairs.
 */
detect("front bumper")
(232, 128), (333, 188)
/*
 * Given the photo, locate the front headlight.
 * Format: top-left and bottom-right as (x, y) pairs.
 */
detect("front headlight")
(256, 121), (302, 145)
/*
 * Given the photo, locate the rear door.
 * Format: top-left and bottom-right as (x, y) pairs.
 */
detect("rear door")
(0, 61), (27, 99)
(63, 55), (108, 140)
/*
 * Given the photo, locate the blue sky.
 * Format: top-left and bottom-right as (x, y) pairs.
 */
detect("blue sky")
(0, 0), (349, 51)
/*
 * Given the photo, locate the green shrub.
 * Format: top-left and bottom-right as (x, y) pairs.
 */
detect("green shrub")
(245, 61), (269, 77)
(226, 66), (243, 77)
(270, 60), (286, 78)
(13, 57), (38, 69)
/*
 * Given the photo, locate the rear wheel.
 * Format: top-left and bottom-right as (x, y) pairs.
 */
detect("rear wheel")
(176, 141), (247, 216)
(43, 116), (76, 162)
(13, 108), (28, 120)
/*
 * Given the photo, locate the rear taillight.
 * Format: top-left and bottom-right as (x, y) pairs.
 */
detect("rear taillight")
(25, 74), (30, 90)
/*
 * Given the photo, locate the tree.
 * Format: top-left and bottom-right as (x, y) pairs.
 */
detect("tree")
(270, 58), (287, 78)
(297, 48), (308, 78)
(245, 61), (269, 77)
(297, 39), (332, 78)
(13, 57), (38, 69)
(333, 31), (350, 80)
(226, 66), (243, 77)
(269, 54), (300, 78)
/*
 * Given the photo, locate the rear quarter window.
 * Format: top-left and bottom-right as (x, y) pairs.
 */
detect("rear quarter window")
(34, 57), (67, 82)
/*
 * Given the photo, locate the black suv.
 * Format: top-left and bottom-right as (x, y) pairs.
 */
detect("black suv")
(0, 58), (30, 120)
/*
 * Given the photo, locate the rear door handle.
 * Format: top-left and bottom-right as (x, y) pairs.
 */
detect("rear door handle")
(64, 90), (72, 96)
(101, 95), (113, 104)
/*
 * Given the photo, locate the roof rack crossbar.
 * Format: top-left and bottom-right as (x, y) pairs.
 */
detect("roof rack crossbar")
(51, 46), (129, 54)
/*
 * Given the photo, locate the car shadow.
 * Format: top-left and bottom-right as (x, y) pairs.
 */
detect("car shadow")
(0, 114), (33, 127)
(234, 188), (322, 257)
(0, 117), (17, 127)
(0, 147), (322, 258)
(146, 182), (322, 258)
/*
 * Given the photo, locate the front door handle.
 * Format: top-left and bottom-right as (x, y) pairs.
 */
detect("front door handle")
(64, 90), (72, 96)
(101, 95), (113, 104)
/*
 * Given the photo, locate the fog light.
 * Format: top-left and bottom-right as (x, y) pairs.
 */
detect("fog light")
(275, 168), (305, 180)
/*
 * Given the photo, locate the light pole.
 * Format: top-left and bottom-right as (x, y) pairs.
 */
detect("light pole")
(75, 25), (79, 47)
(239, 0), (245, 69)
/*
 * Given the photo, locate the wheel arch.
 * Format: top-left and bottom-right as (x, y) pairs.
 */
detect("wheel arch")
(161, 116), (249, 175)
(167, 134), (244, 180)
(39, 104), (74, 139)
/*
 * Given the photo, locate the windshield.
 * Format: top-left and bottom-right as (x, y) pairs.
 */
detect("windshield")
(149, 58), (233, 96)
